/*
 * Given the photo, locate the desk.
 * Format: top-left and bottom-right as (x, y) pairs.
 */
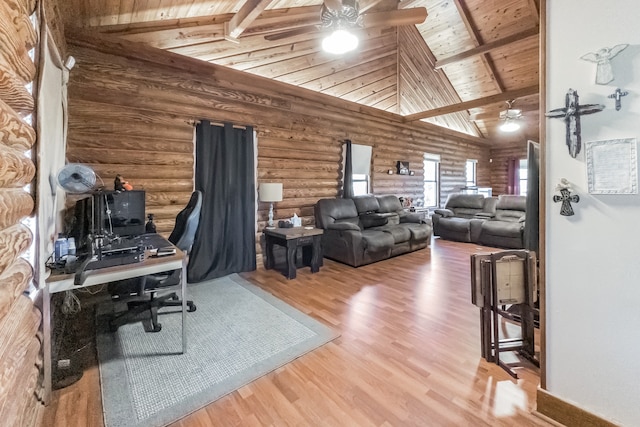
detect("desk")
(43, 245), (186, 404)
(264, 227), (323, 279)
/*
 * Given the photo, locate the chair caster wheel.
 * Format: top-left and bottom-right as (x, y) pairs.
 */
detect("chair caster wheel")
(187, 302), (196, 312)
(151, 323), (162, 332)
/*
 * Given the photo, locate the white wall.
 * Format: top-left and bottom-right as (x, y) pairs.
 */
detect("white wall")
(546, 1), (640, 425)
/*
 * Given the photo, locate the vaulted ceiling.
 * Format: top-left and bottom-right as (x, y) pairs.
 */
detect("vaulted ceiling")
(60, 0), (540, 147)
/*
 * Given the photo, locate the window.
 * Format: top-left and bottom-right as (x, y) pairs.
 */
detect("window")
(423, 154), (440, 207)
(465, 159), (477, 187)
(352, 174), (369, 196)
(345, 143), (372, 196)
(519, 158), (528, 196)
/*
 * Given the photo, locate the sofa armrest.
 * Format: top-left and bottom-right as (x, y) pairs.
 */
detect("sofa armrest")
(474, 212), (495, 219)
(359, 213), (390, 228)
(327, 222), (361, 231)
(400, 213), (425, 224)
(433, 208), (453, 218)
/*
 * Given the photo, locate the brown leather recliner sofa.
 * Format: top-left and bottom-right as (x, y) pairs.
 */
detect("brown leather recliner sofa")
(314, 195), (432, 267)
(431, 193), (526, 249)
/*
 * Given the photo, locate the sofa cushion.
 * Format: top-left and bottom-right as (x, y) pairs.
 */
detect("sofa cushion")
(444, 193), (485, 209)
(378, 225), (411, 244)
(404, 223), (430, 242)
(495, 210), (525, 222)
(439, 217), (472, 233)
(481, 220), (523, 238)
(315, 198), (359, 228)
(451, 207), (485, 218)
(494, 195), (526, 222)
(353, 195), (380, 214)
(496, 195), (526, 211)
(376, 195), (403, 213)
(360, 229), (394, 252)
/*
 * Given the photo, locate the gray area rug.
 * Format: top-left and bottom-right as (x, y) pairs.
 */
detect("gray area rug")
(96, 274), (338, 427)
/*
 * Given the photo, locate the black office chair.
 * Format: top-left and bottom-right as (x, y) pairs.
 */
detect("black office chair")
(109, 190), (203, 332)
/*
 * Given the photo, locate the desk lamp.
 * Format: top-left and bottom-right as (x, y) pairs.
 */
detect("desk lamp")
(259, 183), (283, 229)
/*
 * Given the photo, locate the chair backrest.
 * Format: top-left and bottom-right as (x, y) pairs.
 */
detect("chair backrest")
(168, 191), (203, 253)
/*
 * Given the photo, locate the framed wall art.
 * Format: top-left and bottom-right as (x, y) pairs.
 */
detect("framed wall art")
(396, 161), (409, 175)
(585, 138), (638, 194)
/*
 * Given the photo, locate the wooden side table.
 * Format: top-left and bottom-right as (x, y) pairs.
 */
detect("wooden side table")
(263, 227), (323, 279)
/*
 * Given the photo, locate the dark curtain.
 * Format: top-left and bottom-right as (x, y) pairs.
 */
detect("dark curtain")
(524, 141), (540, 254)
(507, 158), (520, 195)
(342, 139), (354, 198)
(188, 121), (256, 282)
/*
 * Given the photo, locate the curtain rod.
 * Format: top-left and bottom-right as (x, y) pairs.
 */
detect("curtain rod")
(187, 119), (248, 130)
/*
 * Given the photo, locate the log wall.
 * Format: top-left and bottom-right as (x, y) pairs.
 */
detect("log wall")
(0, 0), (41, 425)
(490, 143), (528, 195)
(65, 29), (491, 243)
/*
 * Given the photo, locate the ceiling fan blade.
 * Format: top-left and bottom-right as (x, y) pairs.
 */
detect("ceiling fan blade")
(361, 7), (428, 27)
(264, 25), (319, 41)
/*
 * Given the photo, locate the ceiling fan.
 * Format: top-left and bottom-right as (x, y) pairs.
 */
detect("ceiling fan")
(264, 0), (428, 42)
(499, 100), (523, 132)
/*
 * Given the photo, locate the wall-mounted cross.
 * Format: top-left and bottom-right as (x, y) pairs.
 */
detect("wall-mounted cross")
(553, 188), (579, 216)
(608, 88), (629, 111)
(546, 89), (604, 158)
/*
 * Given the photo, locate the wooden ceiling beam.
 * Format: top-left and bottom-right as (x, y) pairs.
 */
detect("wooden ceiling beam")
(435, 26), (540, 69)
(225, 0), (275, 40)
(403, 85), (539, 122)
(452, 0), (505, 92)
(360, 0), (386, 13)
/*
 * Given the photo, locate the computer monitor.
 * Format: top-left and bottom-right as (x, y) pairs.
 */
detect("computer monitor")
(94, 190), (146, 237)
(69, 190), (146, 251)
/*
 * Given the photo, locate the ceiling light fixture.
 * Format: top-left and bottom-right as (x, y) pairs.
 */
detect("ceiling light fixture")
(320, 0), (360, 55)
(499, 100), (522, 132)
(322, 29), (359, 54)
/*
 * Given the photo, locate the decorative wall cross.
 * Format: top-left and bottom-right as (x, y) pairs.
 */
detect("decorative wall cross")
(608, 88), (629, 111)
(546, 89), (604, 158)
(553, 179), (579, 216)
(553, 189), (579, 216)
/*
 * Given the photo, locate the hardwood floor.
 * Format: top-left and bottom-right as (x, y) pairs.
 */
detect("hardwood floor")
(43, 238), (550, 426)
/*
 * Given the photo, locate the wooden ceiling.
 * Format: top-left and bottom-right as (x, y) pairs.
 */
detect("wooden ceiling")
(60, 0), (540, 147)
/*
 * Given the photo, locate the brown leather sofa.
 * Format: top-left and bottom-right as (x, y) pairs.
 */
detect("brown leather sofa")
(314, 195), (432, 267)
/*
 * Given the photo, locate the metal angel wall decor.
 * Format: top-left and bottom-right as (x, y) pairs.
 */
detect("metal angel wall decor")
(580, 44), (628, 85)
(546, 89), (604, 158)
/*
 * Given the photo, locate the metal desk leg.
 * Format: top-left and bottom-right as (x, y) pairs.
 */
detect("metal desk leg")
(181, 256), (187, 353)
(43, 285), (52, 405)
